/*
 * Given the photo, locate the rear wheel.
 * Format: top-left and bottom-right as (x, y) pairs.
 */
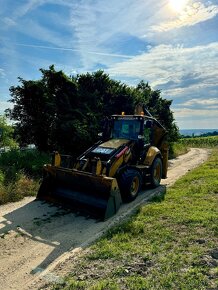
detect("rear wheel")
(118, 169), (142, 202)
(150, 157), (162, 187)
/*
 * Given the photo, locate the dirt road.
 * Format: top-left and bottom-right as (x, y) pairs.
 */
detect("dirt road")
(0, 148), (209, 290)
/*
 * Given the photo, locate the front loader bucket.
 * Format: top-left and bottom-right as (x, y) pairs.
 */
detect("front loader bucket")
(37, 167), (122, 220)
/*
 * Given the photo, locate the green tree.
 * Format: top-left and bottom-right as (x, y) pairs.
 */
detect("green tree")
(136, 81), (179, 142)
(0, 115), (17, 148)
(6, 66), (179, 155)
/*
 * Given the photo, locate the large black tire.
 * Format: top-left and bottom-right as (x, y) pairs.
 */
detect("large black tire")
(118, 169), (142, 202)
(150, 157), (162, 188)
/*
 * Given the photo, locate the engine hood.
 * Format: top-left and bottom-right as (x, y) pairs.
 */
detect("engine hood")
(100, 139), (130, 149)
(90, 139), (130, 159)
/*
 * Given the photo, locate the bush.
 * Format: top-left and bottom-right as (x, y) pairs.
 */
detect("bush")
(0, 173), (40, 205)
(0, 149), (50, 178)
(0, 149), (49, 205)
(169, 142), (189, 159)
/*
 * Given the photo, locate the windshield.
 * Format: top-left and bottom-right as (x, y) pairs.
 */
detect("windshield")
(112, 119), (141, 140)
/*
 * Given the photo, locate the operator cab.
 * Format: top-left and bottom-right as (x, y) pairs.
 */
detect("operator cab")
(100, 114), (166, 149)
(111, 115), (153, 144)
(112, 118), (141, 141)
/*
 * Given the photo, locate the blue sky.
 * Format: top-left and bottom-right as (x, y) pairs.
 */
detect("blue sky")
(0, 0), (218, 129)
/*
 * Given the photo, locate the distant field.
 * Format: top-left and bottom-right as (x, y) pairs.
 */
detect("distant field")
(170, 136), (218, 159)
(179, 136), (218, 148)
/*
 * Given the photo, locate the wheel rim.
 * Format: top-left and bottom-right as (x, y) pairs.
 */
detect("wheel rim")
(130, 176), (139, 196)
(154, 163), (161, 183)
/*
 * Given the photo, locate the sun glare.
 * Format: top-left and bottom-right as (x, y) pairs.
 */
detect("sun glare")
(169, 0), (189, 12)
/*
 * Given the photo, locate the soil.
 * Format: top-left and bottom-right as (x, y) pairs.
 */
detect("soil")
(0, 148), (210, 290)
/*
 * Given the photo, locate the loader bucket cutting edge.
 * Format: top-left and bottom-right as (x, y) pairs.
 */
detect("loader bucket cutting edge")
(37, 168), (122, 220)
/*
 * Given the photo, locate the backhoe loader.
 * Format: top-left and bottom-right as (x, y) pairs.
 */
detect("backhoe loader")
(37, 112), (168, 220)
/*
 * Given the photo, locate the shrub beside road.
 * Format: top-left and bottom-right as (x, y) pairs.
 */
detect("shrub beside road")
(0, 149), (49, 204)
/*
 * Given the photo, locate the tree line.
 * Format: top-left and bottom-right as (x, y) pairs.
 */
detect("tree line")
(181, 131), (218, 138)
(5, 65), (179, 157)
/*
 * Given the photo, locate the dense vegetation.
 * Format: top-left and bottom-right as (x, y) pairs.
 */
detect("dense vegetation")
(179, 136), (218, 148)
(0, 149), (49, 205)
(6, 66), (179, 156)
(0, 116), (17, 149)
(53, 148), (218, 290)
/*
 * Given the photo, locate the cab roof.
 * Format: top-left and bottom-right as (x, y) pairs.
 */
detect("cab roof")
(111, 114), (166, 130)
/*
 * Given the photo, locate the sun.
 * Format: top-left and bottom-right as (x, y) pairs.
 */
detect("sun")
(169, 0), (189, 12)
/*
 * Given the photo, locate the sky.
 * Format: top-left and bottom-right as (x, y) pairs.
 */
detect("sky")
(0, 0), (218, 129)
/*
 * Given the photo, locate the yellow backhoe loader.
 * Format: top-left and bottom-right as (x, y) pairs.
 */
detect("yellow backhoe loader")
(37, 112), (168, 220)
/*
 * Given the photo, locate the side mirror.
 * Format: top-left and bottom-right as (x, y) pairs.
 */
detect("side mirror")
(138, 135), (144, 140)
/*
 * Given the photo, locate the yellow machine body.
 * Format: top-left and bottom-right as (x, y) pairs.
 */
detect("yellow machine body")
(37, 113), (168, 220)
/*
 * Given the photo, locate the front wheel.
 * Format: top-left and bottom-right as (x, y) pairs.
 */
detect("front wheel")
(118, 169), (142, 202)
(150, 157), (162, 188)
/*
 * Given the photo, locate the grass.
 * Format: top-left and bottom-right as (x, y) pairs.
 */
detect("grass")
(0, 149), (50, 177)
(0, 149), (50, 205)
(53, 148), (218, 290)
(169, 142), (189, 159)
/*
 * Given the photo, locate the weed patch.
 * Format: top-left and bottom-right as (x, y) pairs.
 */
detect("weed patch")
(0, 149), (49, 204)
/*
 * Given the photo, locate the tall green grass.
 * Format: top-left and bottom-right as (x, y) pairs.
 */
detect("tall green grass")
(0, 149), (50, 178)
(0, 149), (50, 205)
(169, 142), (189, 159)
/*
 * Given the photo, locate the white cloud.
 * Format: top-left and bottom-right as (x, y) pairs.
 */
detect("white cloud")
(3, 0), (74, 29)
(175, 117), (218, 129)
(163, 82), (217, 98)
(0, 68), (5, 78)
(12, 0), (43, 18)
(68, 0), (165, 69)
(14, 19), (70, 48)
(108, 41), (218, 129)
(0, 0), (218, 130)
(12, 0), (75, 19)
(15, 43), (132, 59)
(2, 17), (16, 27)
(108, 42), (218, 88)
(174, 108), (218, 118)
(173, 107), (218, 128)
(0, 101), (13, 114)
(151, 2), (218, 32)
(182, 98), (218, 107)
